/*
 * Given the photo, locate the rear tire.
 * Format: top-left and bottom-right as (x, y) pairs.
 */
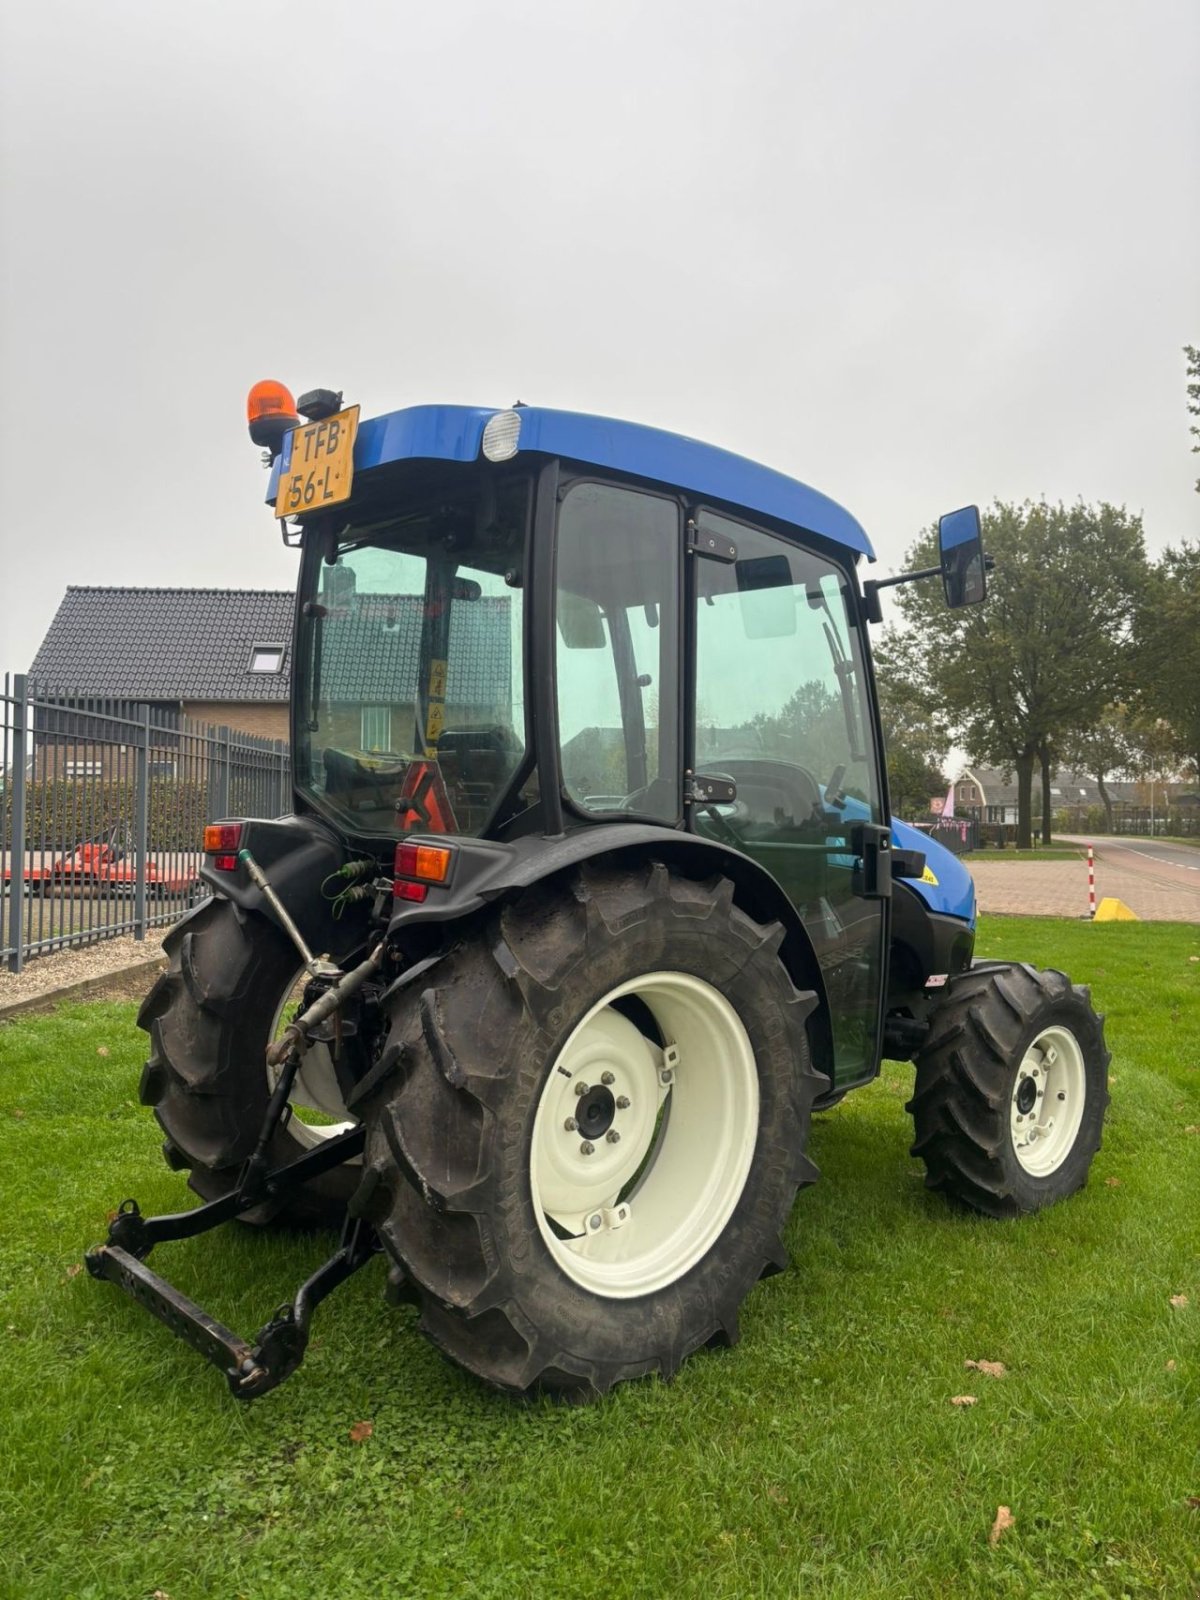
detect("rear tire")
(355, 861), (823, 1398)
(137, 897), (358, 1228)
(907, 962), (1110, 1218)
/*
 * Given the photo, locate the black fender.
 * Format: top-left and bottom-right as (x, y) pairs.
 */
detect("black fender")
(889, 880), (976, 1002)
(198, 814), (369, 960)
(388, 824), (833, 1072)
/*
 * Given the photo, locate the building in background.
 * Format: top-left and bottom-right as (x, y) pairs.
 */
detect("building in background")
(27, 587), (294, 777)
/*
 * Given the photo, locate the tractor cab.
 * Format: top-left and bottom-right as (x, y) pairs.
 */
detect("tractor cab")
(86, 385), (1107, 1407)
(272, 394), (978, 1097)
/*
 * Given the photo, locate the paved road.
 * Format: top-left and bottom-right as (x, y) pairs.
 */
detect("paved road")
(1086, 835), (1200, 880)
(970, 837), (1200, 922)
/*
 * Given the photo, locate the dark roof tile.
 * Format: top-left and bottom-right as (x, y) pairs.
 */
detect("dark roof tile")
(27, 586), (513, 713)
(29, 587), (296, 703)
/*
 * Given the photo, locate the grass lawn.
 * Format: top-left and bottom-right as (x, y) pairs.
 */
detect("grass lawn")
(1, 918), (1197, 1599)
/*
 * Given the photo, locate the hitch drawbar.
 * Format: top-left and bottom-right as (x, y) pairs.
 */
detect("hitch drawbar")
(87, 871), (389, 1397)
(85, 1128), (377, 1398)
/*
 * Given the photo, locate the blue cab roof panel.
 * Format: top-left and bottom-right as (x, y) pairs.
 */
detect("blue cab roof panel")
(271, 404), (873, 559)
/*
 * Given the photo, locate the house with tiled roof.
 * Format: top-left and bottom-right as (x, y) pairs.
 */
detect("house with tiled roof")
(949, 766), (1190, 830)
(949, 767), (1144, 824)
(28, 588), (296, 774)
(27, 585), (514, 779)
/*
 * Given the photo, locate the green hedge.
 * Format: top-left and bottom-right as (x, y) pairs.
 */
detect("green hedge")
(2, 779), (210, 852)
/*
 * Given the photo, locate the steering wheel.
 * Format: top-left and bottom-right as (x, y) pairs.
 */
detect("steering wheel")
(693, 802), (746, 849)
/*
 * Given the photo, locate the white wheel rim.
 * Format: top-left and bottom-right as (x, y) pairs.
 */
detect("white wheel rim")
(529, 971), (759, 1298)
(268, 970), (356, 1150)
(1009, 1024), (1087, 1176)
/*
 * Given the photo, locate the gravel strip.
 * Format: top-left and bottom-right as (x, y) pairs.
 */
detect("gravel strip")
(0, 931), (172, 1013)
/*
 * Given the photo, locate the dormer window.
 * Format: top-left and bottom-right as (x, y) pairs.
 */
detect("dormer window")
(249, 643), (286, 673)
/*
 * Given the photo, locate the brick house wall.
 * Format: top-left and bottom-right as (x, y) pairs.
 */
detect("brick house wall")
(183, 701), (289, 743)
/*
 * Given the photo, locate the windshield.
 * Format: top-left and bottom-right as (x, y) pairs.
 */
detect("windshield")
(295, 475), (530, 837)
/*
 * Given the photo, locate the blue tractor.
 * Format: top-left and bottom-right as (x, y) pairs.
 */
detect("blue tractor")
(88, 388), (1110, 1399)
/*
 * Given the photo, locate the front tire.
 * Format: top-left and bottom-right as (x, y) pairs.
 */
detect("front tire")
(137, 897), (359, 1227)
(356, 861), (823, 1398)
(907, 962), (1110, 1218)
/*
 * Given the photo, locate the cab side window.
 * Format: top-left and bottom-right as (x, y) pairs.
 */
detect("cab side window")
(693, 511), (880, 839)
(555, 482), (681, 822)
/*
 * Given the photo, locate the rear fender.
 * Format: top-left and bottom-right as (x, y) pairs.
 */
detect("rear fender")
(198, 814), (368, 960)
(389, 824), (833, 1075)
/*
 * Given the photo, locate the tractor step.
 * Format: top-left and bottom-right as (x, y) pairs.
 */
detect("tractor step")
(85, 1125), (379, 1397)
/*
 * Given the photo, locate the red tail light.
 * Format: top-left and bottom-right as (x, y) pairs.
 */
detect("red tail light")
(393, 839), (455, 901)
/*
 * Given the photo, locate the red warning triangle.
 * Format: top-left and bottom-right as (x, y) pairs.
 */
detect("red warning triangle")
(396, 760), (458, 834)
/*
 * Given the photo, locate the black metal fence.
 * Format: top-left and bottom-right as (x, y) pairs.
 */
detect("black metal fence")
(910, 818), (981, 855)
(1, 674), (289, 972)
(1111, 811), (1200, 838)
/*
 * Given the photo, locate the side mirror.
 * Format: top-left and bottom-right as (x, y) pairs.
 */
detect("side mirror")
(938, 505), (987, 608)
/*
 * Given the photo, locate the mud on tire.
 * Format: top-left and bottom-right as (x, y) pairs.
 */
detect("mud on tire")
(907, 961), (1110, 1219)
(137, 897), (358, 1228)
(353, 860), (824, 1399)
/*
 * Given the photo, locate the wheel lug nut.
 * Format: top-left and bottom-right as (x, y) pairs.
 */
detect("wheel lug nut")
(564, 1117), (578, 1132)
(616, 1095), (630, 1109)
(580, 1141), (595, 1156)
(601, 1071), (615, 1085)
(606, 1129), (621, 1144)
(575, 1081), (589, 1097)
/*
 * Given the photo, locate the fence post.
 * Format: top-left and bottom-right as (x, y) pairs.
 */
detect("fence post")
(134, 703), (151, 941)
(274, 739), (287, 816)
(7, 674), (28, 973)
(214, 726), (231, 820)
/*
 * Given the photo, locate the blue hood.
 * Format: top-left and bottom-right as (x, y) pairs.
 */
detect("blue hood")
(892, 817), (976, 923)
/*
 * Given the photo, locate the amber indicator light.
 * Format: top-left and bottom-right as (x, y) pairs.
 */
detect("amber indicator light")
(204, 823), (242, 853)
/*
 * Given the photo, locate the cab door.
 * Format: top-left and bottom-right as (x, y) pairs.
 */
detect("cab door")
(689, 509), (889, 1090)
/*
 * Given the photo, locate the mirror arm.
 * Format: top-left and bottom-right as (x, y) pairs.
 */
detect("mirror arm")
(862, 566), (941, 623)
(870, 564), (945, 592)
(862, 554), (996, 623)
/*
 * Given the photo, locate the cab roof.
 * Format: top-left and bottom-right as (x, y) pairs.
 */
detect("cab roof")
(282, 404), (874, 560)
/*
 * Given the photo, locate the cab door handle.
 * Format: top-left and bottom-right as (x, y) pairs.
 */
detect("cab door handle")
(850, 823), (892, 900)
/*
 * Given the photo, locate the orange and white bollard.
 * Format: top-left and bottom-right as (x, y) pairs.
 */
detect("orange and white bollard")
(1087, 843), (1096, 919)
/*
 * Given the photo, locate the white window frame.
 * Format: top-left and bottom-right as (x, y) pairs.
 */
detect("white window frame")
(249, 643), (287, 673)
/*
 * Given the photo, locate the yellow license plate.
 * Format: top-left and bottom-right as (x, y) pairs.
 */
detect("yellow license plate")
(275, 405), (360, 519)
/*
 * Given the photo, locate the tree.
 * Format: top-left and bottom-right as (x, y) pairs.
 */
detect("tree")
(1135, 541), (1200, 781)
(1058, 704), (1140, 833)
(882, 501), (1148, 848)
(740, 681), (849, 782)
(1128, 714), (1179, 834)
(1186, 344), (1200, 494)
(875, 675), (949, 818)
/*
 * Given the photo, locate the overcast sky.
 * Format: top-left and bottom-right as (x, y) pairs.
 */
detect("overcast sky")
(1, 0), (1197, 675)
